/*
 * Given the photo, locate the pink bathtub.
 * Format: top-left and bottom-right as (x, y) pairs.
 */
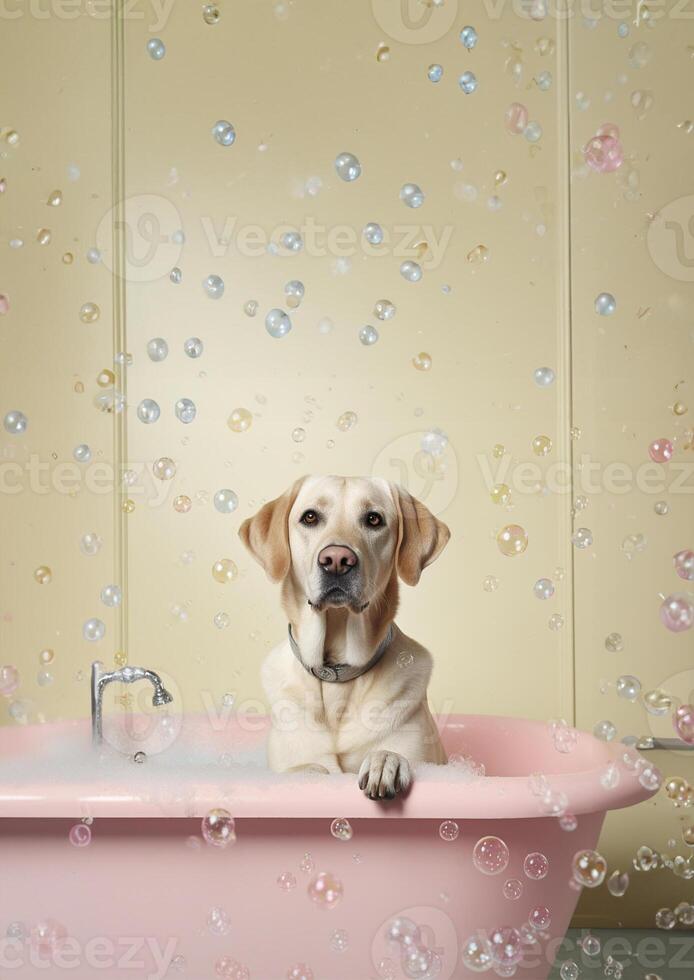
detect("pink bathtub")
(0, 713), (655, 979)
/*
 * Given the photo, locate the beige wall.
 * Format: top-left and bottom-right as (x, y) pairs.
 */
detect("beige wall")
(1, 0), (693, 927)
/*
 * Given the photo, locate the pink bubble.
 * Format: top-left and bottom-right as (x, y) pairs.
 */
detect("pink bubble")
(68, 823), (92, 847)
(528, 905), (552, 931)
(505, 102), (529, 135)
(0, 294), (9, 315)
(287, 965), (314, 980)
(201, 808), (236, 847)
(473, 836), (510, 875)
(674, 705), (694, 745)
(584, 133), (623, 173)
(660, 593), (694, 633)
(215, 959), (250, 980)
(489, 926), (523, 967)
(649, 438), (674, 463)
(307, 871), (343, 910)
(523, 851), (550, 880)
(31, 920), (67, 958)
(0, 665), (19, 698)
(674, 550), (694, 581)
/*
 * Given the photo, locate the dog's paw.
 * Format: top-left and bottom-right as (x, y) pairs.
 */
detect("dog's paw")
(358, 751), (412, 801)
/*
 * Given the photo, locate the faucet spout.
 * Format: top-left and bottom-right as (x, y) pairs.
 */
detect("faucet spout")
(91, 661), (174, 745)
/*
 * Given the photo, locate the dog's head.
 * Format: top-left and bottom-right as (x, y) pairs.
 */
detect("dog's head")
(239, 476), (449, 613)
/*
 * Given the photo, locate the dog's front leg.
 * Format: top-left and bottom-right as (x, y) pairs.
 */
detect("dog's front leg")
(358, 748), (412, 800)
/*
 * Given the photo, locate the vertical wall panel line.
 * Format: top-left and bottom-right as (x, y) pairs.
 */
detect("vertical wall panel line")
(557, 7), (577, 725)
(110, 0), (129, 663)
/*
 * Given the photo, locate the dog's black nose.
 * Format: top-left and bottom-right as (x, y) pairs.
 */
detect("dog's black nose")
(318, 545), (358, 576)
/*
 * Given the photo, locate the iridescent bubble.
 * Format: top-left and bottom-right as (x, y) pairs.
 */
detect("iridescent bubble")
(644, 688), (674, 716)
(533, 366), (555, 387)
(146, 38), (166, 60)
(490, 483), (511, 505)
(503, 878), (523, 900)
(528, 905), (551, 931)
(581, 935), (601, 956)
(3, 410), (27, 434)
(291, 427), (305, 443)
(559, 961), (579, 980)
(203, 274), (225, 299)
(472, 836), (510, 875)
(214, 489), (239, 514)
(265, 308), (292, 339)
(483, 575), (499, 592)
(80, 532), (102, 556)
(674, 704), (694, 744)
(334, 152), (361, 182)
(594, 719), (617, 741)
(400, 183), (425, 208)
(548, 614), (564, 631)
(201, 808), (236, 847)
(72, 444), (91, 463)
(421, 429), (448, 456)
(228, 408), (252, 432)
(307, 872), (343, 910)
(459, 25), (478, 48)
(660, 593), (693, 633)
(363, 223), (384, 245)
(277, 871), (297, 891)
(330, 929), (349, 952)
(385, 917), (421, 947)
(505, 102), (529, 134)
(524, 121), (543, 142)
(212, 120), (236, 146)
(202, 4), (220, 24)
(439, 820), (459, 842)
(459, 71), (478, 94)
(559, 813), (578, 832)
(284, 280), (304, 308)
(173, 495), (192, 513)
(400, 261), (422, 282)
(69, 823), (92, 847)
(83, 618), (105, 642)
(412, 352), (432, 371)
(374, 299), (396, 320)
(330, 818), (353, 841)
(213, 612), (230, 630)
(524, 852), (549, 880)
(605, 632), (623, 652)
(532, 435), (552, 456)
(336, 411), (357, 431)
(137, 398), (160, 424)
(100, 584), (122, 607)
(655, 908), (676, 930)
(649, 438), (673, 463)
(184, 337), (204, 358)
(402, 945), (441, 979)
(359, 325), (379, 346)
(153, 457), (176, 480)
(207, 906), (231, 936)
(572, 849), (607, 888)
(616, 674), (641, 700)
(534, 578), (554, 600)
(572, 527), (593, 549)
(595, 292), (616, 315)
(147, 338), (169, 362)
(286, 966), (313, 980)
(0, 665), (20, 697)
(212, 559), (238, 585)
(173, 398), (196, 424)
(281, 230), (303, 252)
(489, 926), (523, 967)
(497, 524), (528, 557)
(461, 934), (493, 972)
(427, 64), (443, 83)
(607, 870), (630, 897)
(654, 500), (669, 516)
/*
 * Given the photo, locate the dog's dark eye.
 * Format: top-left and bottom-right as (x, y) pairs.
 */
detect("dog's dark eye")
(366, 512), (384, 528)
(300, 510), (319, 526)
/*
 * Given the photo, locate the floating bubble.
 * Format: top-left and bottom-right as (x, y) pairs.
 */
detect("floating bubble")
(649, 438), (673, 463)
(287, 966), (313, 980)
(0, 665), (20, 698)
(137, 399), (160, 424)
(400, 183), (425, 209)
(497, 524), (528, 558)
(100, 584), (122, 607)
(616, 674), (641, 700)
(173, 495), (192, 513)
(460, 25), (478, 48)
(277, 871), (297, 891)
(330, 818), (353, 841)
(473, 836), (509, 875)
(462, 934), (493, 972)
(363, 222), (384, 245)
(490, 483), (511, 505)
(359, 325), (379, 346)
(427, 64), (443, 83)
(605, 632), (623, 652)
(572, 527), (593, 549)
(505, 102), (529, 134)
(308, 872), (343, 910)
(69, 823), (92, 847)
(524, 851), (549, 880)
(489, 926), (523, 967)
(439, 820), (459, 842)
(83, 618), (105, 642)
(281, 230), (303, 252)
(595, 292), (616, 315)
(533, 366), (555, 387)
(644, 688), (674, 716)
(534, 578), (555, 600)
(153, 457), (176, 481)
(336, 411), (357, 431)
(3, 409), (27, 435)
(266, 308), (292, 338)
(503, 878), (523, 900)
(532, 435), (552, 456)
(525, 121), (543, 142)
(212, 559), (238, 585)
(654, 500), (669, 516)
(459, 71), (478, 94)
(483, 576), (499, 592)
(80, 532), (102, 556)
(660, 593), (693, 633)
(212, 120), (236, 146)
(335, 152), (361, 182)
(291, 427), (305, 443)
(559, 962), (579, 980)
(421, 428), (448, 456)
(184, 337), (204, 358)
(594, 719), (617, 741)
(330, 929), (349, 952)
(284, 280), (304, 308)
(146, 38), (165, 60)
(214, 489), (239, 514)
(467, 244), (489, 264)
(674, 705), (694, 744)
(572, 849), (607, 888)
(228, 408), (252, 432)
(207, 906), (231, 936)
(203, 274), (225, 299)
(147, 337), (168, 362)
(202, 808), (236, 847)
(607, 870), (630, 897)
(203, 4), (220, 24)
(412, 352), (432, 371)
(400, 261), (422, 282)
(175, 398), (196, 424)
(374, 299), (396, 320)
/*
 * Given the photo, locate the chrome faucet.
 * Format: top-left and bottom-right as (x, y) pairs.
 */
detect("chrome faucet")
(91, 661), (174, 745)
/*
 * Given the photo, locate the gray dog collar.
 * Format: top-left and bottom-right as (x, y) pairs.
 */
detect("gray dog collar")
(288, 624), (394, 683)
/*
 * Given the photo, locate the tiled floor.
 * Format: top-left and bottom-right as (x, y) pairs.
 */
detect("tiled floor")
(547, 929), (694, 979)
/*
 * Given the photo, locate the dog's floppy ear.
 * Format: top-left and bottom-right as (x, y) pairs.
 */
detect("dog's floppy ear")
(392, 484), (450, 587)
(239, 479), (304, 583)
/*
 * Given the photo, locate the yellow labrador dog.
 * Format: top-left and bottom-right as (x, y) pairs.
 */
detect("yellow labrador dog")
(239, 476), (449, 800)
